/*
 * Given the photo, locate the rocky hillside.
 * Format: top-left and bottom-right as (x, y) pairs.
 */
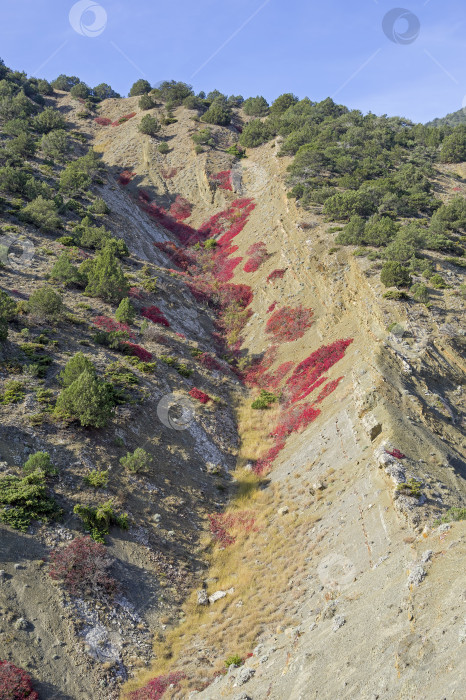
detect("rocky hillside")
(0, 73), (465, 700)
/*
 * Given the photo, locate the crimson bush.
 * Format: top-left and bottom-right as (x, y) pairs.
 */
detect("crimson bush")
(265, 305), (314, 343)
(0, 662), (38, 700)
(49, 536), (117, 598)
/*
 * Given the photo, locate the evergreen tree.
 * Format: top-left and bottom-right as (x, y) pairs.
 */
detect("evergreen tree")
(27, 286), (63, 319)
(54, 370), (115, 428)
(115, 297), (136, 324)
(59, 352), (96, 387)
(0, 290), (16, 341)
(84, 243), (129, 302)
(50, 252), (82, 286)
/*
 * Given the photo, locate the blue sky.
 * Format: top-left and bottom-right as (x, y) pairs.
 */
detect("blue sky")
(0, 0), (464, 123)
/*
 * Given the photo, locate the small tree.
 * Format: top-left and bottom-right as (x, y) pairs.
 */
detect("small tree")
(120, 447), (152, 473)
(84, 244), (129, 302)
(115, 297), (136, 324)
(41, 129), (70, 161)
(380, 261), (412, 288)
(27, 286), (63, 319)
(33, 106), (65, 133)
(138, 114), (160, 136)
(70, 82), (90, 99)
(0, 290), (16, 341)
(93, 83), (120, 100)
(51, 74), (80, 92)
(50, 252), (82, 286)
(201, 102), (231, 126)
(139, 94), (155, 110)
(88, 197), (110, 215)
(20, 196), (62, 231)
(411, 282), (429, 303)
(23, 451), (57, 476)
(59, 352), (96, 387)
(157, 142), (169, 154)
(129, 79), (152, 96)
(6, 132), (37, 157)
(243, 95), (269, 116)
(54, 369), (115, 427)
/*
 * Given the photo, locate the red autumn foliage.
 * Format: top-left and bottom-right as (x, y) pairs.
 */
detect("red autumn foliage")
(93, 315), (134, 337)
(141, 306), (170, 327)
(94, 116), (112, 126)
(243, 241), (269, 273)
(253, 441), (286, 476)
(208, 511), (258, 548)
(128, 287), (143, 299)
(189, 388), (211, 404)
(128, 672), (185, 700)
(285, 339), (353, 404)
(49, 536), (117, 598)
(386, 449), (405, 459)
(198, 199), (255, 246)
(213, 256), (243, 282)
(160, 168), (178, 179)
(314, 377), (344, 404)
(272, 404), (321, 441)
(218, 283), (253, 309)
(267, 301), (277, 314)
(197, 353), (222, 371)
(141, 202), (198, 245)
(169, 195), (192, 221)
(118, 170), (134, 186)
(267, 268), (286, 282)
(122, 343), (153, 362)
(243, 345), (278, 386)
(111, 112), (136, 127)
(266, 305), (314, 343)
(0, 662), (38, 700)
(138, 189), (151, 203)
(154, 241), (196, 271)
(260, 361), (295, 390)
(210, 170), (232, 191)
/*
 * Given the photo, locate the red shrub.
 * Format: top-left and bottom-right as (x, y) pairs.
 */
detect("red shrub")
(253, 441), (286, 476)
(272, 404), (321, 441)
(94, 117), (111, 126)
(93, 315), (133, 337)
(118, 170), (134, 186)
(285, 339), (353, 403)
(243, 345), (278, 386)
(208, 511), (258, 547)
(0, 662), (38, 700)
(197, 353), (222, 371)
(266, 305), (314, 343)
(122, 343), (153, 361)
(267, 301), (277, 314)
(243, 241), (269, 273)
(218, 283), (253, 309)
(129, 672), (185, 700)
(160, 168), (178, 180)
(189, 388), (211, 404)
(261, 361), (294, 390)
(49, 536), (117, 598)
(169, 195), (192, 221)
(267, 268), (286, 282)
(314, 377), (343, 404)
(210, 170), (232, 191)
(141, 306), (170, 327)
(129, 287), (143, 299)
(213, 256), (243, 283)
(154, 241), (196, 271)
(111, 112), (136, 127)
(386, 449), (405, 459)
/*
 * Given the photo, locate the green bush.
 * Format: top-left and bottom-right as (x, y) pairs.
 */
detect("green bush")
(115, 297), (136, 324)
(270, 93), (299, 115)
(251, 389), (278, 410)
(88, 197), (110, 215)
(0, 470), (61, 531)
(19, 196), (61, 231)
(50, 252), (82, 286)
(129, 79), (152, 97)
(157, 142), (169, 154)
(435, 507), (466, 525)
(23, 451), (57, 476)
(139, 94), (155, 110)
(40, 129), (70, 161)
(0, 290), (16, 341)
(225, 655), (243, 668)
(70, 82), (90, 99)
(27, 286), (63, 319)
(120, 447), (152, 473)
(380, 261), (412, 288)
(54, 369), (115, 427)
(243, 96), (269, 117)
(33, 107), (66, 133)
(73, 500), (128, 543)
(192, 128), (214, 146)
(83, 470), (109, 488)
(430, 273), (448, 289)
(59, 352), (96, 388)
(138, 114), (160, 136)
(74, 216), (111, 249)
(201, 102), (231, 126)
(1, 380), (25, 404)
(439, 125), (466, 163)
(396, 478), (422, 499)
(410, 282), (429, 303)
(239, 119), (273, 148)
(51, 74), (80, 92)
(93, 83), (120, 100)
(84, 243), (129, 302)
(5, 132), (37, 158)
(59, 150), (101, 194)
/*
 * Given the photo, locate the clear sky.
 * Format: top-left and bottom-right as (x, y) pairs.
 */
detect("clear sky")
(0, 0), (464, 123)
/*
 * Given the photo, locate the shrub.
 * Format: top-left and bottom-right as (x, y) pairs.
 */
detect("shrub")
(93, 83), (120, 100)
(49, 535), (117, 596)
(83, 470), (109, 488)
(138, 114), (160, 135)
(139, 93), (155, 110)
(267, 268), (286, 283)
(70, 82), (90, 99)
(112, 112), (136, 127)
(189, 387), (211, 404)
(439, 125), (466, 163)
(0, 290), (16, 341)
(285, 338), (353, 403)
(239, 119), (273, 148)
(33, 106), (65, 133)
(244, 241), (269, 272)
(129, 79), (152, 96)
(243, 96), (269, 116)
(210, 170), (232, 191)
(94, 116), (112, 126)
(266, 305), (314, 342)
(20, 196), (61, 231)
(0, 470), (61, 531)
(54, 370), (115, 427)
(0, 661), (38, 700)
(84, 243), (129, 302)
(115, 297), (136, 324)
(50, 252), (82, 286)
(382, 290), (408, 300)
(120, 447), (152, 473)
(169, 195), (192, 221)
(192, 128), (214, 146)
(88, 197), (110, 215)
(225, 654), (243, 668)
(23, 451), (57, 476)
(0, 380), (25, 405)
(59, 149), (101, 194)
(122, 342), (153, 362)
(396, 478), (422, 499)
(380, 261), (412, 288)
(40, 129), (70, 161)
(51, 74), (80, 92)
(251, 389), (277, 409)
(201, 102), (231, 126)
(27, 286), (63, 319)
(157, 142), (169, 154)
(128, 672), (185, 700)
(430, 273), (448, 289)
(73, 500), (128, 542)
(60, 352), (96, 387)
(411, 282), (429, 303)
(141, 306), (169, 327)
(435, 506), (466, 525)
(270, 92), (299, 115)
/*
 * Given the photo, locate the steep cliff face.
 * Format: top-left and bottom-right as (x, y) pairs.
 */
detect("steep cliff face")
(1, 91), (464, 700)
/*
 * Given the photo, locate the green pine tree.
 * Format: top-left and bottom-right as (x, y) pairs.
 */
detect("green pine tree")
(115, 297), (136, 324)
(54, 369), (115, 427)
(84, 244), (129, 302)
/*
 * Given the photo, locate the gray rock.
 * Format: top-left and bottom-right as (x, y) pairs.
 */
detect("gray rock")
(14, 617), (29, 630)
(197, 589), (208, 606)
(277, 505), (289, 515)
(407, 564), (426, 587)
(332, 615), (346, 631)
(235, 667), (255, 686)
(233, 694), (252, 700)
